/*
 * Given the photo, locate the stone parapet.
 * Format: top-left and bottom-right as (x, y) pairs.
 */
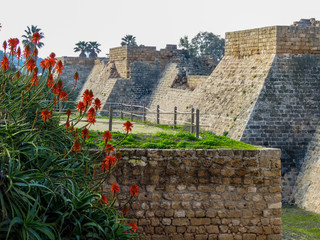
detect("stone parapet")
(104, 148), (282, 239)
(225, 25), (320, 57)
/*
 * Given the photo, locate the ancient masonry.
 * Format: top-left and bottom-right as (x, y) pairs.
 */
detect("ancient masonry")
(106, 148), (282, 239)
(58, 19), (320, 213)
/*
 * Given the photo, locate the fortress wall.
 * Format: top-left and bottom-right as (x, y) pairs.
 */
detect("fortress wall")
(147, 63), (195, 124)
(241, 54), (320, 202)
(191, 54), (275, 139)
(57, 57), (96, 96)
(106, 148), (282, 239)
(291, 123), (320, 214)
(102, 62), (161, 109)
(109, 46), (181, 79)
(225, 27), (277, 57)
(109, 47), (129, 78)
(276, 26), (320, 54)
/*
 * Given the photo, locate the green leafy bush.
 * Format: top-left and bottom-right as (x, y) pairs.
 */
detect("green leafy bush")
(0, 36), (138, 239)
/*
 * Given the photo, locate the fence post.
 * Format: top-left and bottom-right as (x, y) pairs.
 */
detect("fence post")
(120, 103), (123, 119)
(59, 101), (62, 113)
(109, 105), (113, 131)
(191, 108), (194, 133)
(143, 104), (146, 122)
(130, 104), (133, 122)
(157, 105), (160, 125)
(196, 109), (200, 138)
(173, 106), (177, 129)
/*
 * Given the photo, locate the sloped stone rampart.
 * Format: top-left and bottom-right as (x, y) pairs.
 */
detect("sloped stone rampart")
(241, 54), (320, 202)
(187, 75), (208, 90)
(105, 148), (282, 240)
(291, 124), (320, 214)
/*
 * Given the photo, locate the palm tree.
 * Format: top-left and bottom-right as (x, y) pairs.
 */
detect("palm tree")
(87, 41), (101, 58)
(74, 41), (89, 58)
(121, 35), (137, 46)
(21, 25), (45, 52)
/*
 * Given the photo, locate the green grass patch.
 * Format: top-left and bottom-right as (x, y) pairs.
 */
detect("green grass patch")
(282, 204), (320, 239)
(87, 130), (258, 149)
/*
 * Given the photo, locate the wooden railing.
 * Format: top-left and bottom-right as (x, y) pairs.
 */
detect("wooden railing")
(58, 101), (201, 137)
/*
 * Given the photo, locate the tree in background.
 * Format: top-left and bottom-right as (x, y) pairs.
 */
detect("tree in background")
(121, 35), (137, 46)
(87, 41), (101, 58)
(74, 41), (89, 57)
(21, 25), (45, 52)
(179, 31), (225, 61)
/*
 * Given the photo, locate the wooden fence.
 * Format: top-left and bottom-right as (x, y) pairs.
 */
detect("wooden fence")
(58, 102), (201, 137)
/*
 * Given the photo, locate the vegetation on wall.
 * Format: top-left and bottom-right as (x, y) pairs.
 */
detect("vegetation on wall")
(121, 35), (137, 47)
(74, 41), (101, 58)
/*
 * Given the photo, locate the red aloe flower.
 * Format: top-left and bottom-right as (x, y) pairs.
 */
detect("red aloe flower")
(103, 131), (112, 143)
(52, 80), (63, 95)
(3, 41), (7, 52)
(16, 47), (21, 59)
(40, 60), (46, 72)
(32, 32), (41, 44)
(24, 44), (31, 58)
(82, 89), (94, 107)
(129, 184), (139, 197)
(33, 48), (38, 58)
(87, 107), (96, 125)
(101, 194), (107, 204)
(64, 120), (70, 129)
(49, 52), (56, 59)
(74, 72), (79, 81)
(101, 161), (108, 171)
(26, 58), (36, 72)
(1, 55), (9, 72)
(66, 108), (72, 117)
(105, 144), (114, 153)
(40, 110), (52, 122)
(111, 184), (120, 196)
(16, 72), (20, 79)
(59, 91), (68, 102)
(72, 139), (81, 152)
(123, 121), (133, 132)
(8, 38), (19, 54)
(94, 98), (101, 111)
(101, 156), (117, 171)
(77, 101), (85, 113)
(45, 58), (56, 69)
(31, 73), (39, 87)
(55, 60), (64, 75)
(102, 156), (117, 171)
(123, 206), (129, 215)
(47, 74), (54, 88)
(128, 222), (138, 232)
(81, 128), (89, 139)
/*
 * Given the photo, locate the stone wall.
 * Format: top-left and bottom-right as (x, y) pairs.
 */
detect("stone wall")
(187, 75), (208, 90)
(109, 47), (129, 78)
(276, 26), (320, 54)
(225, 27), (277, 57)
(225, 25), (320, 57)
(291, 123), (320, 214)
(105, 148), (282, 240)
(147, 23), (320, 203)
(109, 45), (181, 78)
(241, 54), (320, 202)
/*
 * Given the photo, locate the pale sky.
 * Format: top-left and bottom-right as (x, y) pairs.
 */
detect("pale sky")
(1, 0), (320, 58)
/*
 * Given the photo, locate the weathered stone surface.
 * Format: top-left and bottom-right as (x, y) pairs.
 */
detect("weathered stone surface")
(101, 148), (281, 239)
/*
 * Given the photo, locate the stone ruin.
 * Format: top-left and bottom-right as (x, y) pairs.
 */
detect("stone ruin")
(58, 19), (320, 215)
